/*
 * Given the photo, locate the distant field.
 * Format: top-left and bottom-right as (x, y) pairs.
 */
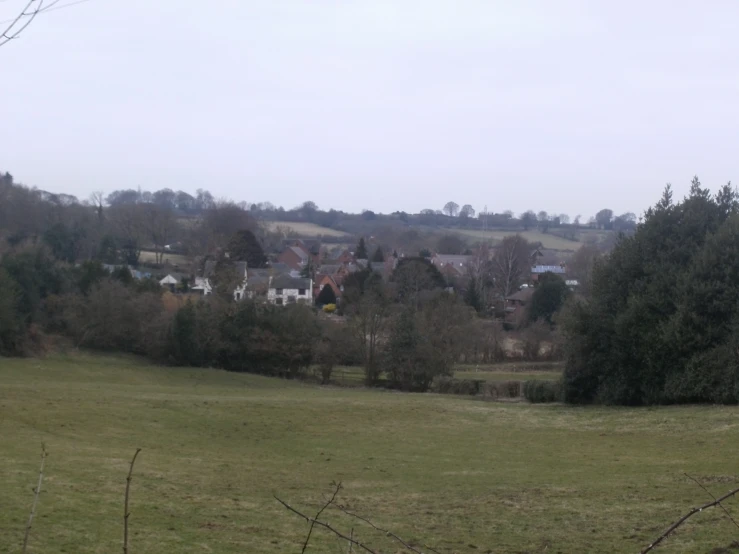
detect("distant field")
(3, 353), (739, 553)
(264, 221), (350, 238)
(453, 229), (584, 251)
(138, 250), (189, 266)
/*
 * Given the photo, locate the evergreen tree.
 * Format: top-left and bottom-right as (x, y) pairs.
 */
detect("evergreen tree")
(563, 177), (739, 405)
(355, 237), (368, 259)
(227, 230), (267, 268)
(371, 246), (385, 263)
(316, 282), (337, 306)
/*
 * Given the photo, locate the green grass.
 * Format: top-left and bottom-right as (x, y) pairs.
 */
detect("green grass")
(138, 250), (190, 267)
(2, 353), (739, 553)
(454, 361), (563, 382)
(264, 221), (350, 238)
(450, 228), (609, 251)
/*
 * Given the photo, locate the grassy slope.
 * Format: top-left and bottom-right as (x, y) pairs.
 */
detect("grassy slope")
(452, 229), (587, 251)
(264, 221), (350, 238)
(2, 354), (739, 553)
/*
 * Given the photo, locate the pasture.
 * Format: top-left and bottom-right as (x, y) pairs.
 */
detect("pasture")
(451, 229), (604, 251)
(2, 353), (739, 553)
(264, 221), (350, 238)
(138, 250), (190, 267)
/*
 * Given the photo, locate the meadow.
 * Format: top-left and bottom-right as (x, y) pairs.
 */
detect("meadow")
(451, 229), (587, 251)
(264, 221), (350, 238)
(2, 353), (739, 553)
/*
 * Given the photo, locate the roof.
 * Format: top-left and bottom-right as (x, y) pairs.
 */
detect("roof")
(506, 287), (536, 302)
(270, 275), (312, 290)
(318, 264), (342, 275)
(432, 254), (473, 267)
(531, 265), (566, 274)
(288, 246), (310, 261)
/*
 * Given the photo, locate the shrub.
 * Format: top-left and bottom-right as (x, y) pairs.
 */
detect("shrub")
(523, 380), (562, 403)
(430, 377), (482, 396)
(323, 303), (337, 313)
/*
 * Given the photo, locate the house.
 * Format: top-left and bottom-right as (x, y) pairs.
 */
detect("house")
(159, 273), (185, 293)
(278, 245), (312, 271)
(504, 287), (535, 325)
(192, 260), (248, 300)
(430, 254), (474, 277)
(531, 264), (566, 283)
(268, 275), (313, 306)
(332, 249), (355, 264)
(314, 274), (342, 304)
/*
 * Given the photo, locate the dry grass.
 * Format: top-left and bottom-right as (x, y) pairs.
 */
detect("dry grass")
(264, 221), (349, 238)
(2, 353), (739, 553)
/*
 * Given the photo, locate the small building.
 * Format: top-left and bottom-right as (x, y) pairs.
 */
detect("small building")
(504, 287), (535, 325)
(531, 265), (566, 283)
(268, 275), (313, 306)
(430, 254), (474, 277)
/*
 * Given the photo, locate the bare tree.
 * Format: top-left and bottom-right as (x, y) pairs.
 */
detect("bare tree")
(459, 204), (475, 218)
(443, 201), (459, 217)
(491, 235), (531, 300)
(349, 288), (390, 385)
(144, 205), (176, 264)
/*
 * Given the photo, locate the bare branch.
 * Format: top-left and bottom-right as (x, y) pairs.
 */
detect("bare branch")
(641, 484), (739, 553)
(22, 443), (47, 553)
(0, 0), (43, 48)
(274, 495), (378, 554)
(123, 448), (142, 554)
(301, 481), (343, 554)
(335, 503), (441, 554)
(684, 473), (739, 531)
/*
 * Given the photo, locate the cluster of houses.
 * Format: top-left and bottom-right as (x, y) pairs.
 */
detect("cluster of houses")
(152, 240), (575, 317)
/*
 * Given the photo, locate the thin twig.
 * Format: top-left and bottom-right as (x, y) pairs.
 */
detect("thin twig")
(684, 473), (739, 531)
(22, 443), (47, 553)
(641, 484), (739, 553)
(0, 0), (43, 47)
(348, 527), (354, 553)
(274, 495), (378, 554)
(123, 448), (142, 554)
(301, 482), (343, 554)
(336, 503), (440, 554)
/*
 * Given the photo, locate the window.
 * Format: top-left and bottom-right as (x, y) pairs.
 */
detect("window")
(288, 295), (296, 303)
(276, 298), (283, 305)
(235, 292), (241, 300)
(276, 288), (283, 294)
(298, 288), (306, 295)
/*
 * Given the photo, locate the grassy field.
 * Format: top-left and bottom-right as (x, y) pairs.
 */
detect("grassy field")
(452, 229), (584, 251)
(264, 221), (350, 238)
(138, 250), (190, 267)
(2, 354), (739, 553)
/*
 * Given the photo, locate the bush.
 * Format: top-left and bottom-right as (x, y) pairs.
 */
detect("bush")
(323, 303), (337, 313)
(430, 376), (482, 396)
(523, 380), (562, 403)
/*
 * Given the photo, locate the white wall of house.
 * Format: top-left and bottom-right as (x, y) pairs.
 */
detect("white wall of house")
(267, 283), (313, 305)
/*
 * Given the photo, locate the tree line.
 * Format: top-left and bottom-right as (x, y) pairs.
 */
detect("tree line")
(563, 177), (739, 404)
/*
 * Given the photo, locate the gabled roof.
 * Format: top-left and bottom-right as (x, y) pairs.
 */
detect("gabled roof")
(288, 245), (310, 261)
(270, 275), (312, 290)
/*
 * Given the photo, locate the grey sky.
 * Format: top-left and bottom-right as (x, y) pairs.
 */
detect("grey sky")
(2, 1), (738, 218)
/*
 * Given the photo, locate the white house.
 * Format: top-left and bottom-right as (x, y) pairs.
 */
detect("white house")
(267, 275), (313, 306)
(159, 274), (179, 286)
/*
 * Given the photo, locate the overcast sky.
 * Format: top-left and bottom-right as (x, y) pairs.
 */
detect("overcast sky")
(2, 1), (738, 218)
